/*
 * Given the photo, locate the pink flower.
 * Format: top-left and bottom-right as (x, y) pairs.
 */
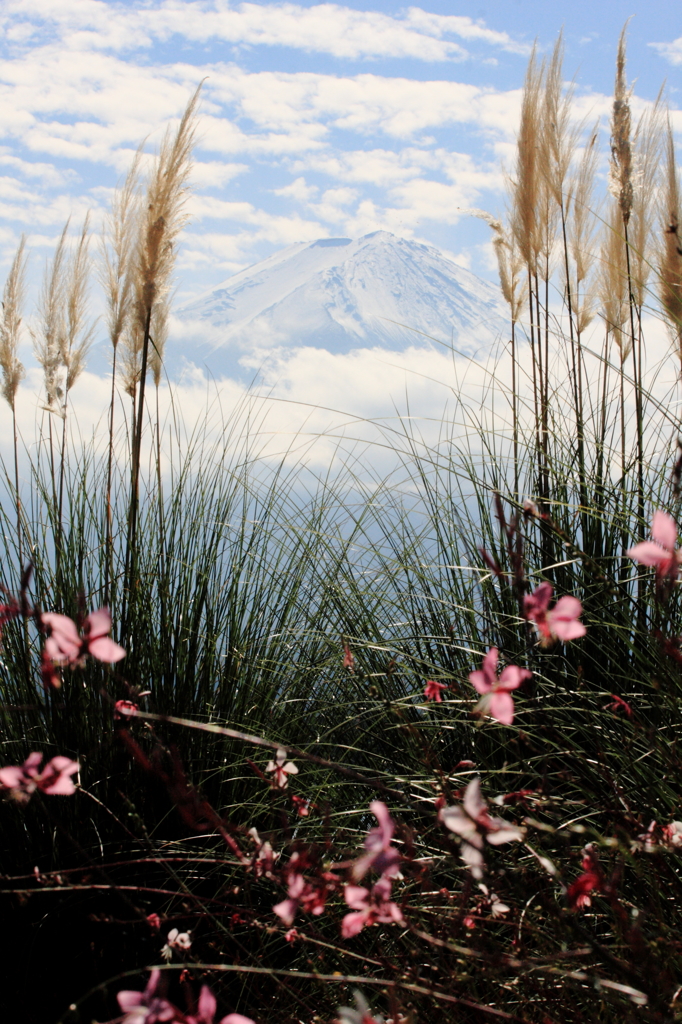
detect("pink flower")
(343, 644), (355, 672)
(627, 511), (682, 583)
(341, 876), (404, 938)
(187, 986), (256, 1024)
(273, 854), (336, 925)
(290, 794), (312, 816)
(604, 694), (633, 717)
(0, 597), (19, 641)
(424, 679), (448, 702)
(146, 913), (162, 931)
(40, 650), (62, 690)
(266, 748), (298, 789)
(242, 827), (278, 878)
(114, 699), (139, 720)
(41, 607), (126, 668)
(439, 778), (524, 879)
(117, 970), (176, 1024)
(273, 871), (328, 925)
(337, 991), (384, 1024)
(523, 583), (586, 645)
(0, 751), (80, 803)
(352, 801), (402, 880)
(662, 821), (682, 848)
(161, 927), (191, 960)
(468, 648), (530, 725)
(566, 845), (604, 910)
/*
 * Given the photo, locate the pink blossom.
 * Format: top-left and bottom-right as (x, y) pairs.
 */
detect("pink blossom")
(161, 927), (191, 960)
(343, 644), (355, 672)
(41, 607), (126, 669)
(273, 872), (328, 925)
(273, 854), (335, 925)
(146, 913), (162, 931)
(242, 827), (278, 878)
(567, 845), (603, 910)
(424, 679), (448, 702)
(603, 694), (633, 717)
(337, 991), (384, 1024)
(265, 748), (298, 789)
(468, 648), (530, 725)
(0, 751), (79, 803)
(352, 801), (401, 881)
(40, 650), (62, 690)
(117, 970), (176, 1024)
(0, 597), (19, 641)
(523, 583), (586, 645)
(662, 821), (682, 848)
(341, 876), (404, 938)
(290, 794), (311, 816)
(439, 778), (524, 879)
(187, 986), (257, 1024)
(627, 511), (682, 583)
(477, 883), (510, 918)
(114, 699), (139, 720)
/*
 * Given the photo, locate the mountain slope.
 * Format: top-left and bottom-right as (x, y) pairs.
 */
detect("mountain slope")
(177, 231), (507, 357)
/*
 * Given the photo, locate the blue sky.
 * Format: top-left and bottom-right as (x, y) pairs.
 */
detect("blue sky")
(0, 0), (679, 305)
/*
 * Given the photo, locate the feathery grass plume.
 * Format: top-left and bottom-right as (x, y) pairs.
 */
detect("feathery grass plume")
(470, 210), (526, 324)
(0, 236), (28, 567)
(509, 48), (547, 502)
(33, 221), (69, 418)
(149, 288), (169, 387)
(55, 214), (94, 554)
(101, 149), (142, 354)
(629, 93), (665, 310)
(510, 46), (545, 271)
(0, 236), (27, 411)
(567, 128), (600, 336)
(61, 213), (94, 395)
(610, 23), (634, 227)
(134, 85), (200, 340)
(599, 201), (630, 359)
(470, 208), (526, 494)
(659, 121), (682, 366)
(124, 85), (201, 628)
(541, 32), (580, 215)
(119, 315), (143, 399)
(100, 151), (142, 604)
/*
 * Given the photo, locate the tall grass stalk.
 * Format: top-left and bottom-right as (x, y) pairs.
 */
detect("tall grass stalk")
(124, 86), (200, 631)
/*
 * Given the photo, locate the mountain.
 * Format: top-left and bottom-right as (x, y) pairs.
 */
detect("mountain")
(175, 231), (507, 359)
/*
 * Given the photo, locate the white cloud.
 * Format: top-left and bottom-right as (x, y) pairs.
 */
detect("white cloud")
(650, 38), (682, 66)
(1, 1), (527, 63)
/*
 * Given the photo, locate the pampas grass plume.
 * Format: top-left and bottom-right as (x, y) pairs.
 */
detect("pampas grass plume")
(0, 236), (27, 410)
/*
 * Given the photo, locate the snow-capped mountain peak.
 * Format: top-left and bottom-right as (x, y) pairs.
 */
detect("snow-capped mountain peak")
(177, 231), (507, 356)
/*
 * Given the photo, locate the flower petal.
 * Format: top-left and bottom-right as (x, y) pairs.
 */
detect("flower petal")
(626, 541), (671, 568)
(341, 910), (368, 938)
(497, 665), (531, 690)
(84, 607), (113, 639)
(369, 800), (393, 843)
(88, 636), (127, 663)
(463, 777), (487, 820)
(469, 670), (492, 695)
(651, 510), (678, 551)
(488, 691), (514, 725)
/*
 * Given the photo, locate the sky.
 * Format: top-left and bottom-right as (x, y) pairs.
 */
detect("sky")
(0, 0), (680, 304)
(0, 0), (680, 474)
